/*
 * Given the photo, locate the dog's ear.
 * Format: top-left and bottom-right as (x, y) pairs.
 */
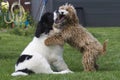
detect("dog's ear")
(35, 12), (49, 38)
(35, 12), (54, 38)
(35, 21), (45, 38)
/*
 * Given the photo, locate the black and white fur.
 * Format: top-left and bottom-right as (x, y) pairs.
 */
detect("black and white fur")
(11, 12), (72, 76)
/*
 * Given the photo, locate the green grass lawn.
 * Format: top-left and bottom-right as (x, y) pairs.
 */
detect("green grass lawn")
(0, 27), (120, 80)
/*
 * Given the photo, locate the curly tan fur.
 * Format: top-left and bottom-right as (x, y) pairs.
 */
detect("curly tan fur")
(45, 4), (107, 71)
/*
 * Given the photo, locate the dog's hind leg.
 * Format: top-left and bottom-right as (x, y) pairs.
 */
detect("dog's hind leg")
(82, 51), (97, 71)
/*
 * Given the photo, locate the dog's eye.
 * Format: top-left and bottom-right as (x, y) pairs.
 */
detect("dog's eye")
(66, 9), (69, 11)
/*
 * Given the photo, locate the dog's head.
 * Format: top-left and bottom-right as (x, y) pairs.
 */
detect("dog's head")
(35, 12), (54, 38)
(54, 4), (79, 26)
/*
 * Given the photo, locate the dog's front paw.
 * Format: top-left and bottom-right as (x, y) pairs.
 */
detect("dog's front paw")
(44, 39), (50, 46)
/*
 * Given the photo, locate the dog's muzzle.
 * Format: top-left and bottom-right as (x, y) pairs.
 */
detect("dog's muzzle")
(54, 10), (66, 24)
(58, 9), (68, 15)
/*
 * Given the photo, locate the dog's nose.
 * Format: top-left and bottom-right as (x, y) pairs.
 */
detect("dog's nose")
(61, 12), (64, 15)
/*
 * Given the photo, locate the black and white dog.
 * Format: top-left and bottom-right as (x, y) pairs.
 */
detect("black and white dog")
(11, 12), (72, 76)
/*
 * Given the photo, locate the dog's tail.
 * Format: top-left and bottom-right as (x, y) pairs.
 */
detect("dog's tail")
(11, 69), (34, 76)
(102, 39), (108, 54)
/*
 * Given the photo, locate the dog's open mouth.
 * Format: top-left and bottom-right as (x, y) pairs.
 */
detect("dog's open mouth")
(55, 14), (65, 24)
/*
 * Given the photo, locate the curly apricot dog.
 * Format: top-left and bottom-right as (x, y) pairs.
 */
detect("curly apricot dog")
(45, 4), (107, 71)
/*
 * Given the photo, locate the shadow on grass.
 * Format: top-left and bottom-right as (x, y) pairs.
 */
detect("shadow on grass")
(99, 68), (120, 72)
